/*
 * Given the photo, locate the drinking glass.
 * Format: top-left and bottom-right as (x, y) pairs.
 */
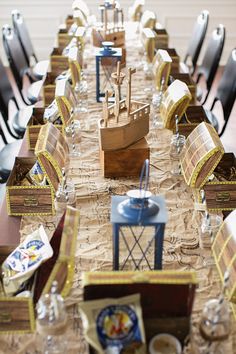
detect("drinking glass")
(65, 119), (81, 157)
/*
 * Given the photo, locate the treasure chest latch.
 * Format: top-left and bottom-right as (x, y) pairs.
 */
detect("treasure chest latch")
(215, 192), (231, 202)
(24, 196), (39, 207)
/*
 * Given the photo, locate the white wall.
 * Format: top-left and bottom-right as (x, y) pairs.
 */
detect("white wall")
(0, 0), (235, 65)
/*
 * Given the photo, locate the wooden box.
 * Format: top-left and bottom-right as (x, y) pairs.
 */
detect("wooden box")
(0, 206), (79, 333)
(178, 105), (210, 137)
(181, 122), (224, 189)
(160, 79), (192, 130)
(154, 28), (169, 49)
(82, 270), (197, 344)
(182, 123), (236, 211)
(202, 152), (236, 211)
(43, 72), (57, 106)
(26, 107), (64, 150)
(212, 210), (236, 303)
(170, 73), (196, 104)
(6, 123), (69, 216)
(100, 138), (150, 178)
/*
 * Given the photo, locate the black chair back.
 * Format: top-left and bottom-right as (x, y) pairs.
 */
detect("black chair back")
(12, 10), (37, 66)
(211, 49), (236, 136)
(0, 56), (20, 136)
(184, 10), (209, 74)
(196, 24), (225, 103)
(2, 24), (29, 93)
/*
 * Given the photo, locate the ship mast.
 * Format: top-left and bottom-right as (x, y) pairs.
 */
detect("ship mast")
(126, 67), (136, 117)
(111, 61), (125, 123)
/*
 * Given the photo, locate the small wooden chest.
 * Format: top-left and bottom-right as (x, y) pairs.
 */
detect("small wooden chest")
(26, 107), (63, 150)
(43, 72), (57, 106)
(178, 105), (210, 137)
(160, 79), (192, 130)
(152, 49), (172, 91)
(6, 123), (69, 216)
(50, 47), (69, 77)
(154, 28), (169, 49)
(181, 122), (236, 211)
(181, 122), (225, 189)
(212, 209), (236, 303)
(57, 26), (85, 51)
(0, 206), (79, 333)
(170, 73), (196, 104)
(82, 270), (197, 344)
(100, 138), (150, 178)
(203, 152), (236, 211)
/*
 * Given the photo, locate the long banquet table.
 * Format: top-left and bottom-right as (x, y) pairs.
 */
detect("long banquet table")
(0, 23), (235, 354)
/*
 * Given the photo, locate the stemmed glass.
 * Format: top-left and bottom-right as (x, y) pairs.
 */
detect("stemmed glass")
(65, 118), (81, 157)
(151, 77), (165, 128)
(169, 116), (186, 175)
(54, 168), (76, 221)
(36, 281), (68, 354)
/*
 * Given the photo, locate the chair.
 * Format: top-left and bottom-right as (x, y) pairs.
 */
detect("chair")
(195, 24), (225, 104)
(0, 122), (22, 183)
(204, 48), (236, 136)
(2, 24), (43, 105)
(0, 55), (33, 139)
(181, 10), (209, 75)
(12, 10), (49, 80)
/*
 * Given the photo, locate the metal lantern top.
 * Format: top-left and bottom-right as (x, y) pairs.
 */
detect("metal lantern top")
(111, 160), (167, 226)
(95, 41), (122, 58)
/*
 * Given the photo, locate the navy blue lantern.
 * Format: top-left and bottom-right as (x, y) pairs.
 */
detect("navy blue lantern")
(95, 41), (122, 102)
(111, 160), (168, 270)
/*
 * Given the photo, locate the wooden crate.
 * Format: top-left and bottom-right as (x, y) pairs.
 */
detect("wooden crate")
(202, 153), (236, 211)
(181, 122), (225, 189)
(212, 210), (236, 303)
(82, 270), (197, 345)
(6, 123), (69, 216)
(26, 107), (64, 150)
(160, 79), (192, 130)
(170, 73), (196, 104)
(100, 138), (150, 178)
(0, 206), (79, 333)
(178, 105), (210, 137)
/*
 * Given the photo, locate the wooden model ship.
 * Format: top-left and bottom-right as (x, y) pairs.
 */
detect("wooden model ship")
(92, 1), (126, 65)
(99, 62), (150, 151)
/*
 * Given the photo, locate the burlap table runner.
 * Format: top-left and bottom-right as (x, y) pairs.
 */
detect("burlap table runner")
(1, 27), (235, 354)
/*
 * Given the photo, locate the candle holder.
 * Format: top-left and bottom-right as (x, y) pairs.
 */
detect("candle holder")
(95, 41), (122, 102)
(111, 159), (167, 270)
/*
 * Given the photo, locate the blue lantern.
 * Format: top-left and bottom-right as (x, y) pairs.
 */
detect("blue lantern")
(111, 159), (168, 270)
(95, 41), (122, 102)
